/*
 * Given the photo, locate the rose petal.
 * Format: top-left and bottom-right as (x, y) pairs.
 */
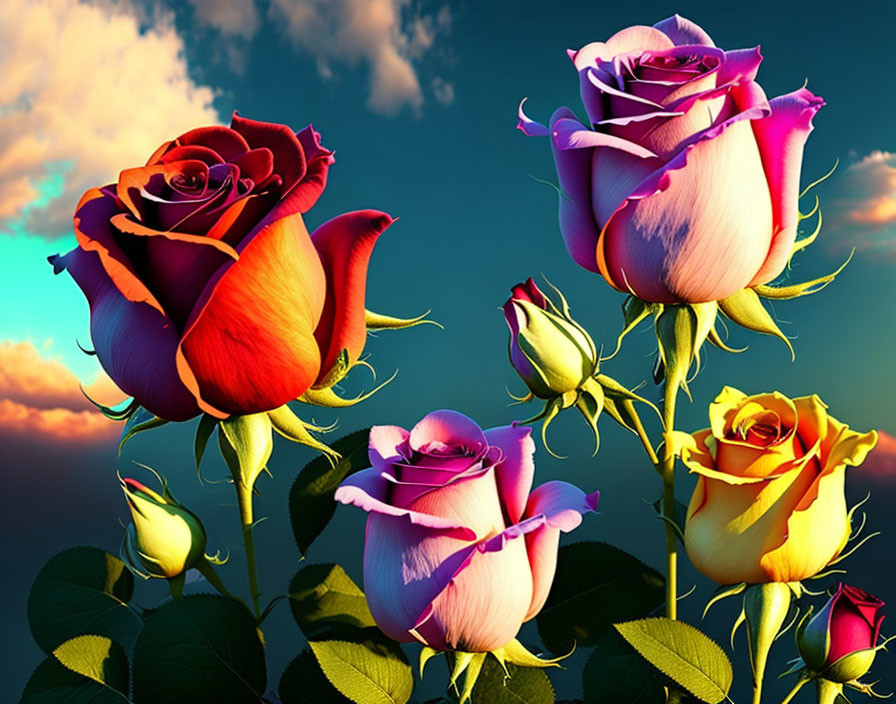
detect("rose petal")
(653, 14), (715, 47)
(178, 211), (326, 415)
(49, 247), (200, 421)
(408, 410), (489, 457)
(231, 112), (307, 194)
(310, 210), (394, 382)
(483, 425), (536, 525)
(173, 125), (250, 162)
(284, 125), (335, 213)
(522, 481), (599, 620)
(748, 87), (826, 286)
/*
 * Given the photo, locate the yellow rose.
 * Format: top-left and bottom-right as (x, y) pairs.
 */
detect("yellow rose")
(677, 387), (877, 584)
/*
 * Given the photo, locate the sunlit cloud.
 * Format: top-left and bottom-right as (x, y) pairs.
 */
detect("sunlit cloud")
(863, 430), (896, 481)
(0, 0), (220, 238)
(0, 340), (124, 442)
(187, 0), (260, 39)
(268, 0), (453, 116)
(827, 151), (896, 259)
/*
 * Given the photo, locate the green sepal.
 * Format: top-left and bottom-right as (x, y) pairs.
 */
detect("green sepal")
(718, 287), (794, 360)
(365, 308), (442, 330)
(755, 252), (852, 300)
(269, 404), (340, 464)
(218, 412), (274, 491)
(654, 305), (696, 399)
(419, 646), (439, 678)
(598, 373), (663, 434)
(194, 413), (218, 483)
(316, 349), (353, 389)
(119, 407), (169, 456)
(702, 582), (747, 619)
(493, 639), (567, 669)
(706, 325), (747, 354)
(606, 296), (661, 360)
(454, 652), (487, 704)
(575, 377), (605, 456)
(82, 391), (139, 421)
(743, 583), (792, 695)
(791, 197), (825, 259)
(299, 370), (397, 408)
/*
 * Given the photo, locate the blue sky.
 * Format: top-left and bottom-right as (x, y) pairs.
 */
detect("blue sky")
(2, 0), (895, 700)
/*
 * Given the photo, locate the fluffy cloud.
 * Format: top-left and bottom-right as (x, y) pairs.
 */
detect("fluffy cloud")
(188, 0), (260, 38)
(268, 0), (453, 115)
(0, 0), (219, 237)
(0, 340), (124, 442)
(828, 151), (896, 258)
(863, 430), (896, 480)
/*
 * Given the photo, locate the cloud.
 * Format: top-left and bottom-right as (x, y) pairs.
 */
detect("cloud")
(862, 430), (896, 480)
(0, 340), (124, 442)
(0, 0), (219, 237)
(268, 0), (452, 115)
(827, 151), (896, 258)
(188, 0), (260, 38)
(432, 76), (455, 106)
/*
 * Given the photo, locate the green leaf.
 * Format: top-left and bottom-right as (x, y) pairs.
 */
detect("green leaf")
(289, 429), (372, 556)
(650, 497), (688, 546)
(470, 658), (555, 704)
(280, 651), (352, 704)
(289, 563), (375, 638)
(27, 547), (138, 654)
(310, 631), (413, 704)
(53, 635), (129, 693)
(614, 618), (733, 704)
(21, 654), (130, 704)
(582, 631), (666, 704)
(119, 407), (168, 455)
(536, 542), (664, 654)
(132, 594), (266, 704)
(218, 412), (274, 490)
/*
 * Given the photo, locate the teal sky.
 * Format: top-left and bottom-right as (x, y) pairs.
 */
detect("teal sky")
(2, 0), (895, 700)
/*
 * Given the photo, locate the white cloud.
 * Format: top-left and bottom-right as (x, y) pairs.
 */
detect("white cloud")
(432, 76), (455, 106)
(828, 151), (896, 258)
(268, 0), (452, 116)
(0, 0), (219, 237)
(188, 0), (260, 39)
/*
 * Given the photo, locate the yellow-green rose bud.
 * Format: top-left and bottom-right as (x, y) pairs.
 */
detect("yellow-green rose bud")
(504, 278), (597, 399)
(121, 477), (206, 579)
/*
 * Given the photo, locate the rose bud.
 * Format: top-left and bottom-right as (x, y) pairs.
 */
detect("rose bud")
(798, 583), (885, 683)
(334, 410), (598, 654)
(677, 387), (877, 584)
(121, 476), (206, 579)
(50, 114), (395, 422)
(519, 15), (824, 304)
(504, 278), (597, 399)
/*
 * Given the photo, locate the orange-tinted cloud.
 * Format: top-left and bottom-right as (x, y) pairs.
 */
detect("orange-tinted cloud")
(863, 430), (896, 480)
(828, 151), (896, 258)
(0, 340), (124, 443)
(0, 0), (218, 236)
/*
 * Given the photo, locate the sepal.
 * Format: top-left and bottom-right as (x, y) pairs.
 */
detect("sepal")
(300, 369), (397, 407)
(268, 404), (340, 464)
(365, 308), (441, 330)
(743, 583), (793, 696)
(717, 288), (794, 360)
(218, 412), (274, 490)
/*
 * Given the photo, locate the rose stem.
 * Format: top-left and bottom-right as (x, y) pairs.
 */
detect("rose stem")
(196, 557), (240, 601)
(661, 378), (679, 620)
(778, 677), (809, 704)
(234, 480), (262, 620)
(627, 400), (661, 472)
(168, 573), (185, 599)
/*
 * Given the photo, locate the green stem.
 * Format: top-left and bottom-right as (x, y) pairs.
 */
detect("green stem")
(196, 557), (238, 600)
(779, 678), (809, 704)
(627, 400), (661, 471)
(816, 679), (842, 704)
(661, 379), (679, 621)
(234, 480), (262, 619)
(168, 572), (185, 599)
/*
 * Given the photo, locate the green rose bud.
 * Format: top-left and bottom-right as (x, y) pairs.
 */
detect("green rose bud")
(121, 476), (207, 579)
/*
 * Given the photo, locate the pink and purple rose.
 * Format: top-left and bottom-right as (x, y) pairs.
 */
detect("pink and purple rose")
(519, 14), (825, 304)
(334, 410), (598, 652)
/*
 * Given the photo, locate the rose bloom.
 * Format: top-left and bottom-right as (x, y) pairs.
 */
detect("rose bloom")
(335, 410), (598, 652)
(798, 583), (885, 682)
(518, 15), (825, 304)
(678, 387), (877, 584)
(51, 113), (393, 421)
